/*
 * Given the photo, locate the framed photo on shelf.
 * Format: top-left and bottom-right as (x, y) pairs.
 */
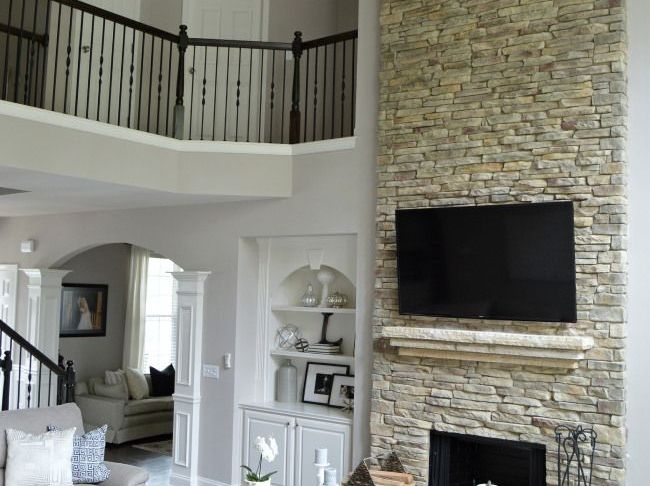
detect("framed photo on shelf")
(328, 374), (355, 409)
(302, 362), (350, 406)
(60, 284), (108, 338)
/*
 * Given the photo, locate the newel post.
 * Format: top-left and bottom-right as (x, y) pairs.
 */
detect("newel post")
(1, 351), (12, 411)
(64, 360), (75, 404)
(174, 25), (189, 140)
(289, 31), (303, 144)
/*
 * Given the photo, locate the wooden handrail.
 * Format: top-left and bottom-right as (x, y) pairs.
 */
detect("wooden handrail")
(0, 319), (64, 377)
(188, 37), (292, 50)
(0, 22), (49, 46)
(53, 0), (180, 43)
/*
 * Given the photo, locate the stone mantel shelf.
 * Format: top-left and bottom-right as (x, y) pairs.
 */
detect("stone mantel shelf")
(383, 327), (595, 369)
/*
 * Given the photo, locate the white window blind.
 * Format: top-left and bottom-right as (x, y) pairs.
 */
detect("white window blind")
(142, 257), (182, 372)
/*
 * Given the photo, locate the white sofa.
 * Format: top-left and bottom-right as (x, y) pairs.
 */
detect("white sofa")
(0, 403), (148, 486)
(75, 375), (173, 444)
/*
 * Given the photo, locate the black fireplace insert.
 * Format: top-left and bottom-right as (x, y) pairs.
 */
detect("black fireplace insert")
(429, 430), (546, 486)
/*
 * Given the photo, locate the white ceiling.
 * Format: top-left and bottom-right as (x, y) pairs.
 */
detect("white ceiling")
(0, 166), (254, 217)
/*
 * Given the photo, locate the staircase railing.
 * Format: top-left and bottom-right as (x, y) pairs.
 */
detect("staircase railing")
(0, 0), (357, 144)
(0, 319), (75, 411)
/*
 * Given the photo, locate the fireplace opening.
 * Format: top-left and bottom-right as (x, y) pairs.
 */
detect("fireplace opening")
(429, 430), (546, 486)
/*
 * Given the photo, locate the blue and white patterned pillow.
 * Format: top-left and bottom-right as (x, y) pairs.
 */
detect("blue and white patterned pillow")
(48, 425), (111, 484)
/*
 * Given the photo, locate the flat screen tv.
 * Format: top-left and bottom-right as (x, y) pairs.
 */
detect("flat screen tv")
(396, 201), (576, 322)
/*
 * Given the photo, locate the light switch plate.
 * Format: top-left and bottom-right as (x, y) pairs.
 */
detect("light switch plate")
(203, 364), (220, 379)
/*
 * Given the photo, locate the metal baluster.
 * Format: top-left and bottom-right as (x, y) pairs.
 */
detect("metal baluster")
(258, 49), (264, 142)
(64, 6), (73, 113)
(322, 43), (327, 140)
(280, 48), (287, 143)
(41, 0), (52, 108)
(97, 18), (106, 121)
(74, 11), (85, 115)
(189, 45), (196, 139)
(341, 41), (346, 138)
(235, 47), (242, 142)
(85, 14), (95, 118)
(127, 27), (135, 128)
(156, 37), (164, 133)
(27, 355), (32, 408)
(13, 0), (27, 102)
(289, 32), (303, 144)
(269, 49), (276, 143)
(331, 41), (337, 139)
(351, 38), (356, 136)
(201, 46), (207, 140)
(247, 48), (253, 142)
(16, 345), (22, 408)
(147, 33), (155, 132)
(37, 362), (42, 408)
(51, 2), (62, 110)
(34, 43), (41, 107)
(25, 0), (39, 105)
(166, 40), (172, 136)
(2, 0), (14, 100)
(223, 46), (230, 140)
(137, 31), (146, 129)
(303, 49), (310, 142)
(47, 369), (52, 406)
(118, 24), (126, 125)
(212, 46), (219, 141)
(107, 20), (116, 123)
(313, 47), (319, 141)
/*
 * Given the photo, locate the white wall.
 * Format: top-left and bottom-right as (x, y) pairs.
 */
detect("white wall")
(0, 2), (377, 482)
(266, 0), (358, 41)
(627, 0), (649, 482)
(57, 244), (130, 383)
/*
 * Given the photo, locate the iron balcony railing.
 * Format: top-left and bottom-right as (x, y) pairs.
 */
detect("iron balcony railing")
(0, 0), (358, 144)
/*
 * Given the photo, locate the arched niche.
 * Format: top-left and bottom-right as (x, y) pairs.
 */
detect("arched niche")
(272, 264), (356, 308)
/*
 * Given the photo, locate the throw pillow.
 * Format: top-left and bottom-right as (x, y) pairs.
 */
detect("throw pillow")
(5, 427), (76, 486)
(150, 364), (175, 397)
(104, 369), (125, 386)
(125, 367), (150, 400)
(94, 381), (129, 401)
(48, 425), (111, 484)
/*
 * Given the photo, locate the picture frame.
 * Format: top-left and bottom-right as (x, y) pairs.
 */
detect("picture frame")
(302, 362), (350, 406)
(60, 284), (108, 337)
(328, 374), (355, 409)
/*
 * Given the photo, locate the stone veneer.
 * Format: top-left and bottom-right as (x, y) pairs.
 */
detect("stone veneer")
(373, 1), (628, 485)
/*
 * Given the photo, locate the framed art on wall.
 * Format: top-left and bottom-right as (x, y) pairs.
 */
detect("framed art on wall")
(302, 362), (350, 406)
(60, 284), (108, 337)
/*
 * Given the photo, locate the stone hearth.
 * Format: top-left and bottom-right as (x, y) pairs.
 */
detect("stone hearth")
(373, 0), (628, 485)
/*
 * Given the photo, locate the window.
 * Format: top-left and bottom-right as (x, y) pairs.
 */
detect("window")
(142, 257), (182, 372)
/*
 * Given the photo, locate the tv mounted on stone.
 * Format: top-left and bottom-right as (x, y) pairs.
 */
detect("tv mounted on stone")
(395, 201), (577, 323)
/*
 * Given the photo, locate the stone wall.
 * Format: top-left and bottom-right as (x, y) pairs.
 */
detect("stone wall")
(373, 0), (628, 485)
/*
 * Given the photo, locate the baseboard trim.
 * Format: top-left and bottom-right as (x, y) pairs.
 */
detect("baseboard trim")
(170, 472), (232, 486)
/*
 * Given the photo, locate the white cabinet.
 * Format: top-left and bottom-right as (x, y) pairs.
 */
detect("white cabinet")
(241, 403), (352, 486)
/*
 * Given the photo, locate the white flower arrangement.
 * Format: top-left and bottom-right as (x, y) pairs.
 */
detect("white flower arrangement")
(242, 436), (279, 482)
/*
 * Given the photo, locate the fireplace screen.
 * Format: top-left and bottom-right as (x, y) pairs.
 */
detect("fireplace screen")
(429, 430), (546, 486)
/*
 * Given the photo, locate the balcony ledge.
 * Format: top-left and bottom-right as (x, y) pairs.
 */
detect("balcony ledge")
(382, 326), (595, 369)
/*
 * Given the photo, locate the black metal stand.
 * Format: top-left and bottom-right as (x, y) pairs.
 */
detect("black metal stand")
(318, 312), (343, 346)
(555, 425), (597, 486)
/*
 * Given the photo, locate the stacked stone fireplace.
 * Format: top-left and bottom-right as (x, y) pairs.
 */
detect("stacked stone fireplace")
(373, 0), (627, 485)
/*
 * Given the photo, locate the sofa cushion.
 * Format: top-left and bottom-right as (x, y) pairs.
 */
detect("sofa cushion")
(125, 369), (150, 400)
(5, 427), (76, 486)
(94, 382), (129, 401)
(0, 403), (84, 469)
(48, 425), (111, 484)
(123, 396), (173, 416)
(149, 364), (175, 397)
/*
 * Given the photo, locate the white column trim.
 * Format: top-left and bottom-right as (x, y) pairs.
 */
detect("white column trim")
(170, 271), (210, 486)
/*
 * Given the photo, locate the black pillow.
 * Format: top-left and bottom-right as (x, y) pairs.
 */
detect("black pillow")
(150, 364), (175, 397)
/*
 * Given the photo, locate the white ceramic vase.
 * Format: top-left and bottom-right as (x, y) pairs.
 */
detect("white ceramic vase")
(246, 481), (270, 486)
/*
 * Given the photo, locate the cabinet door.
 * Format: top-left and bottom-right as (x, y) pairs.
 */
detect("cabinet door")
(243, 410), (293, 486)
(294, 418), (352, 486)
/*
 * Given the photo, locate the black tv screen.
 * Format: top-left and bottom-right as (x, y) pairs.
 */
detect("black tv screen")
(396, 202), (577, 323)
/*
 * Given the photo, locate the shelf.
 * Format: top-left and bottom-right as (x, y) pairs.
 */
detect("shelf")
(271, 305), (356, 315)
(240, 401), (353, 425)
(271, 349), (355, 366)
